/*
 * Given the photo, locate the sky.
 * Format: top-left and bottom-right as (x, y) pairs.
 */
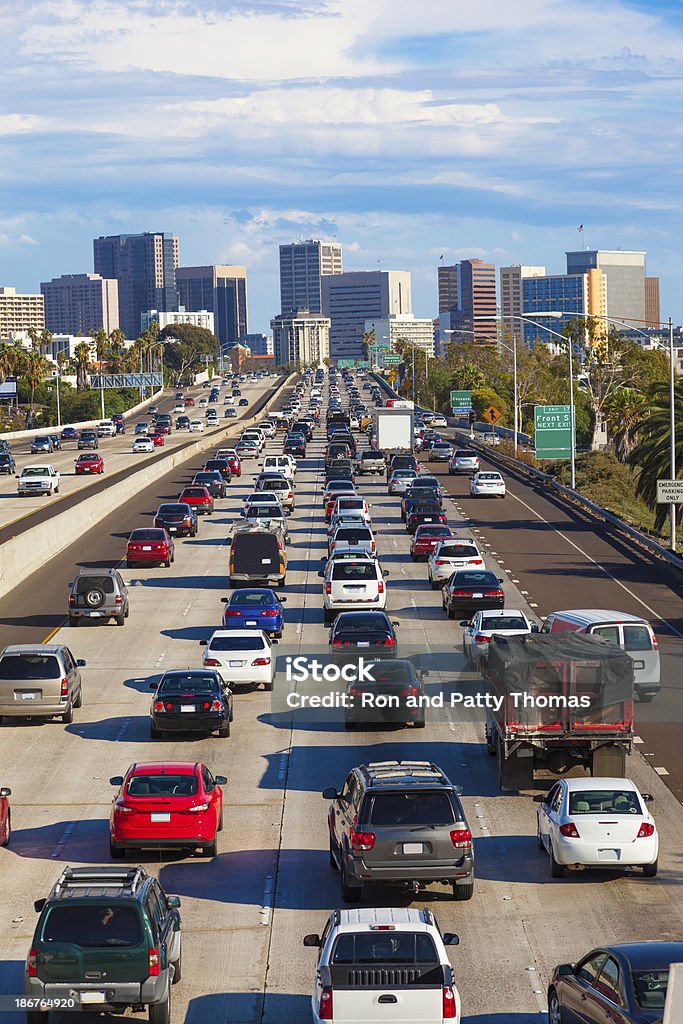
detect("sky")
(2, 0), (683, 334)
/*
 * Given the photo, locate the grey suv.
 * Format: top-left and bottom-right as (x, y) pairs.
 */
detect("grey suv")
(0, 644), (84, 724)
(68, 569), (130, 627)
(324, 760), (474, 903)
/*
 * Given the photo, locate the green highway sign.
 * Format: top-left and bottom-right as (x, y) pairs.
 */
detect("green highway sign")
(450, 389), (473, 411)
(356, 360), (370, 368)
(382, 354), (401, 365)
(337, 359), (355, 368)
(534, 404), (574, 459)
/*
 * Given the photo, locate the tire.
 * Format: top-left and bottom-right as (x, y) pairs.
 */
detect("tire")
(150, 725), (161, 739)
(115, 614), (125, 626)
(61, 703), (73, 725)
(164, 559), (171, 568)
(643, 859), (658, 877)
(148, 990), (171, 1024)
(550, 844), (565, 878)
(218, 720), (230, 737)
(329, 832), (338, 869)
(413, 718), (426, 729)
(217, 809), (224, 832)
(462, 642), (471, 668)
(85, 587), (105, 609)
(341, 862), (362, 903)
(69, 616), (79, 628)
(203, 836), (218, 857)
(452, 880), (474, 901)
(548, 990), (562, 1024)
(1, 811), (10, 847)
(73, 685), (82, 709)
(263, 679), (274, 691)
(110, 840), (124, 859)
(344, 720), (356, 731)
(447, 605), (455, 619)
(171, 949), (182, 984)
(536, 822), (544, 851)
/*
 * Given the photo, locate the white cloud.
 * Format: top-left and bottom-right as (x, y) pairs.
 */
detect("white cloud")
(0, 114), (45, 135)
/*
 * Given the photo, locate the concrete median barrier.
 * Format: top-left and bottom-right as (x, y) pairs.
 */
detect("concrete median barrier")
(0, 375), (294, 601)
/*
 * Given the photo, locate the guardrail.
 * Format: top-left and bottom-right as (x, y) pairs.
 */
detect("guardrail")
(0, 388), (164, 442)
(370, 372), (683, 574)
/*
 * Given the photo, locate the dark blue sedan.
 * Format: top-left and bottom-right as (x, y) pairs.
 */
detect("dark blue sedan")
(221, 588), (286, 637)
(548, 941), (683, 1023)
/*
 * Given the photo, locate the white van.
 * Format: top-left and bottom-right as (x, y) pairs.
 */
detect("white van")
(540, 609), (660, 702)
(96, 419), (116, 437)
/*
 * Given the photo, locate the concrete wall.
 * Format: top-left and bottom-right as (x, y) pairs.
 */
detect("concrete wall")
(0, 389), (164, 443)
(0, 377), (294, 602)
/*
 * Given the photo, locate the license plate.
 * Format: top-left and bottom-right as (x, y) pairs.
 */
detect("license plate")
(356, 641), (370, 648)
(246, 620), (257, 626)
(81, 993), (106, 1004)
(151, 813), (171, 823)
(169, 527), (177, 532)
(229, 660), (245, 668)
(261, 558), (272, 565)
(21, 692), (37, 700)
(142, 546), (152, 551)
(598, 849), (619, 861)
(403, 843), (424, 854)
(180, 705), (195, 713)
(632, 659), (645, 670)
(472, 593), (483, 599)
(88, 611), (103, 617)
(423, 517), (433, 522)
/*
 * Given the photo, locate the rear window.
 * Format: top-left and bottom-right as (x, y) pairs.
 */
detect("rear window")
(480, 615), (528, 630)
(182, 488), (208, 497)
(129, 529), (166, 542)
(365, 791), (457, 827)
(231, 592), (274, 606)
(622, 625), (653, 651)
(209, 636), (266, 651)
(41, 905), (144, 948)
(76, 575), (115, 594)
(568, 789), (642, 814)
(0, 655), (61, 680)
(453, 572), (498, 585)
(336, 529), (372, 542)
(157, 505), (188, 515)
(159, 674), (219, 694)
(331, 933), (438, 965)
(456, 451), (477, 459)
(440, 544), (478, 557)
(127, 773), (199, 796)
(338, 499), (364, 510)
(332, 563), (377, 580)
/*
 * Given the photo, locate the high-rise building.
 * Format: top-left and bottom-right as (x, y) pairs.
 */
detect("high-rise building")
(499, 265), (546, 345)
(644, 277), (661, 328)
(437, 264), (458, 313)
(141, 308), (214, 334)
(176, 265), (247, 349)
(279, 239), (342, 315)
(237, 333), (273, 357)
(41, 273), (119, 336)
(321, 270), (412, 362)
(522, 269), (607, 347)
(93, 232), (179, 340)
(364, 315), (435, 357)
(449, 259), (497, 343)
(270, 310), (330, 369)
(566, 250), (646, 327)
(0, 286), (45, 341)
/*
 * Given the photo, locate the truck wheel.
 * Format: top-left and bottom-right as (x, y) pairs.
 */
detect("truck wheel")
(148, 990), (171, 1024)
(452, 880), (474, 901)
(263, 679), (274, 691)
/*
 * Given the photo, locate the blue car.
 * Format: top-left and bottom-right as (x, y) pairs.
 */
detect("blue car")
(221, 588), (286, 637)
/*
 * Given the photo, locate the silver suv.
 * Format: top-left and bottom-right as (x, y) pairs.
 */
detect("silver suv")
(324, 760), (474, 903)
(0, 644), (85, 723)
(68, 569), (130, 627)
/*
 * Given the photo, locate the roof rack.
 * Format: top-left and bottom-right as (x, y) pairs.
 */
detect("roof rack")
(362, 761), (450, 785)
(53, 866), (146, 897)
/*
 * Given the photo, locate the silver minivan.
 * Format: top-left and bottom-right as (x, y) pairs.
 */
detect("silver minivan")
(540, 609), (660, 701)
(0, 644), (85, 723)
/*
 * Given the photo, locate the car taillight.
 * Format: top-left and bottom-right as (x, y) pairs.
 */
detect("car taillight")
(116, 801), (139, 814)
(319, 986), (333, 1020)
(435, 559), (448, 566)
(204, 658), (220, 667)
(210, 700), (222, 711)
(637, 822), (655, 838)
(186, 802), (210, 813)
(442, 984), (457, 1019)
(252, 657), (271, 666)
(559, 823), (580, 838)
(471, 559), (483, 565)
(381, 636), (395, 647)
(261, 609), (278, 617)
(402, 685), (419, 697)
(474, 634), (491, 644)
(154, 701), (165, 712)
(350, 825), (376, 851)
(652, 634), (659, 650)
(27, 950), (37, 977)
(224, 610), (243, 617)
(331, 638), (350, 647)
(452, 590), (472, 597)
(184, 516), (192, 526)
(288, 492), (293, 499)
(378, 580), (384, 594)
(450, 828), (472, 848)
(484, 590), (504, 598)
(330, 542), (335, 550)
(60, 678), (68, 697)
(68, 596), (76, 606)
(148, 948), (160, 977)
(115, 595), (123, 604)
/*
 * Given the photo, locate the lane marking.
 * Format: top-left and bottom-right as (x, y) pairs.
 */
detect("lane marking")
(524, 966), (548, 1015)
(115, 719), (130, 742)
(507, 489), (683, 638)
(42, 620), (66, 644)
(654, 767), (670, 776)
(259, 874), (274, 926)
(51, 821), (76, 858)
(634, 736), (643, 744)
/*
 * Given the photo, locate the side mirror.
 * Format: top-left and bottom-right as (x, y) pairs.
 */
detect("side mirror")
(149, 680), (160, 690)
(383, 570), (390, 577)
(317, 570), (325, 578)
(34, 898), (46, 913)
(642, 793), (654, 803)
(442, 932), (460, 946)
(166, 895), (181, 909)
(557, 964), (574, 978)
(221, 597), (229, 603)
(392, 621), (400, 628)
(0, 787), (12, 797)
(214, 775), (227, 785)
(109, 776), (124, 786)
(67, 582), (73, 588)
(279, 596), (287, 602)
(498, 578), (504, 584)
(76, 659), (86, 667)
(199, 639), (208, 646)
(532, 794), (547, 804)
(303, 934), (321, 947)
(459, 620), (469, 628)
(419, 669), (429, 679)
(322, 787), (338, 800)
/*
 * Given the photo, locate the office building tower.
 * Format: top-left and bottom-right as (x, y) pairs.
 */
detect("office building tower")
(321, 270), (412, 362)
(449, 259), (497, 343)
(270, 310), (330, 369)
(522, 269), (607, 347)
(364, 315), (435, 357)
(499, 265), (546, 345)
(237, 333), (273, 356)
(566, 250), (646, 327)
(141, 308), (214, 334)
(279, 239), (342, 315)
(0, 286), (45, 341)
(41, 273), (119, 336)
(176, 265), (247, 349)
(93, 232), (179, 340)
(438, 264), (458, 313)
(644, 277), (661, 328)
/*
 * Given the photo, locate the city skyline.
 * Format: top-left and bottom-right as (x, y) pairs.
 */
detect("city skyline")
(2, 1), (683, 333)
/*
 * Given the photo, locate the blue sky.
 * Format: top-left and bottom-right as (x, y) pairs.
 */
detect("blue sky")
(2, 0), (683, 333)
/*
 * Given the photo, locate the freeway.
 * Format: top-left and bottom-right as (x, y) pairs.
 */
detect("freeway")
(0, 375), (682, 1023)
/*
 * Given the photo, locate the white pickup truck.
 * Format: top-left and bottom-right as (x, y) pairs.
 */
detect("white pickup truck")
(17, 464), (60, 496)
(304, 908), (461, 1024)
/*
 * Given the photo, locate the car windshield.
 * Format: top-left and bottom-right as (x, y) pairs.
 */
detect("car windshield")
(127, 773), (200, 796)
(209, 636), (266, 651)
(41, 905), (144, 948)
(332, 933), (438, 965)
(76, 575), (115, 594)
(0, 654), (61, 680)
(568, 790), (643, 814)
(480, 615), (528, 630)
(632, 969), (669, 1009)
(365, 791), (456, 827)
(129, 529), (166, 542)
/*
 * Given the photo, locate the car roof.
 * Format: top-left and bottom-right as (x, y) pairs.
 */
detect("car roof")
(562, 777), (640, 792)
(130, 761), (199, 775)
(209, 628), (268, 639)
(334, 907), (436, 932)
(603, 942), (683, 969)
(548, 609), (650, 625)
(478, 609), (526, 618)
(2, 644), (64, 655)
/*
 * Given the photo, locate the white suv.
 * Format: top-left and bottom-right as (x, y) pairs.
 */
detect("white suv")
(304, 908), (461, 1024)
(427, 539), (484, 588)
(263, 454), (296, 479)
(320, 556), (387, 624)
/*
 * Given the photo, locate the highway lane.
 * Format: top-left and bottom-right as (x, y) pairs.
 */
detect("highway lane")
(1, 387), (683, 1023)
(0, 377), (270, 541)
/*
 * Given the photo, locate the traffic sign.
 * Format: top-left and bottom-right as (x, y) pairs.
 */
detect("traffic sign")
(656, 479), (683, 504)
(382, 354), (401, 365)
(482, 405), (501, 425)
(356, 360), (370, 368)
(337, 359), (355, 368)
(450, 390), (472, 411)
(534, 404), (573, 459)
(90, 373), (162, 388)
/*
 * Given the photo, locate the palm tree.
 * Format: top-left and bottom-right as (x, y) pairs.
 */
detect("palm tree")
(451, 362), (486, 390)
(629, 381), (683, 530)
(107, 328), (127, 373)
(604, 388), (647, 462)
(23, 351), (51, 410)
(74, 341), (92, 391)
(40, 328), (53, 358)
(27, 327), (40, 353)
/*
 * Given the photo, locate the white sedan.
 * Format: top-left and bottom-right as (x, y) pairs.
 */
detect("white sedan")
(470, 470), (506, 497)
(200, 629), (276, 690)
(461, 608), (537, 668)
(173, 403), (185, 414)
(536, 777), (659, 878)
(189, 419), (205, 432)
(224, 395), (235, 404)
(132, 437), (154, 453)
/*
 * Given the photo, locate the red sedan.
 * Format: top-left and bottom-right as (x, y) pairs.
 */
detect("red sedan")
(148, 432), (165, 446)
(109, 761), (225, 858)
(185, 397), (195, 406)
(179, 485), (214, 515)
(74, 453), (104, 475)
(226, 453), (241, 477)
(0, 784), (10, 847)
(410, 524), (454, 561)
(127, 527), (175, 568)
(155, 423), (172, 435)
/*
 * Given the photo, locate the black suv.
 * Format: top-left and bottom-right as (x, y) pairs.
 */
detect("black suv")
(324, 760), (474, 904)
(26, 866), (181, 1024)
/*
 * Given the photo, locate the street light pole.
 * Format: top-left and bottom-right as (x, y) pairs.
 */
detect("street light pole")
(55, 369), (61, 428)
(669, 316), (677, 551)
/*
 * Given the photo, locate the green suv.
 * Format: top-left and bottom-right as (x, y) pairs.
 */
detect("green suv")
(25, 866), (181, 1024)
